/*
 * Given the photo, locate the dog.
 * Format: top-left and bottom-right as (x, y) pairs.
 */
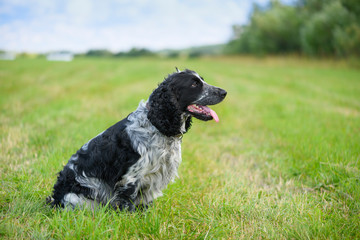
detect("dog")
(47, 68), (227, 211)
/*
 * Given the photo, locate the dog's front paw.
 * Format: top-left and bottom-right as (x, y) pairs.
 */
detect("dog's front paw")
(46, 196), (54, 205)
(111, 200), (136, 212)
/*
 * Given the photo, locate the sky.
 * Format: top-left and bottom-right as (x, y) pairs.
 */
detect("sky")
(0, 0), (294, 53)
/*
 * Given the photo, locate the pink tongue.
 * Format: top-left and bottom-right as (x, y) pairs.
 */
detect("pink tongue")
(209, 108), (219, 122)
(203, 106), (219, 122)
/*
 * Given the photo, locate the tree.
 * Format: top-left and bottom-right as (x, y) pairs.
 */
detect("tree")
(300, 1), (358, 56)
(225, 1), (303, 55)
(114, 48), (154, 57)
(86, 49), (113, 57)
(225, 0), (360, 57)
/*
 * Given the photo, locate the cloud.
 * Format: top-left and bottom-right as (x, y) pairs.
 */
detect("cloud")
(0, 0), (275, 52)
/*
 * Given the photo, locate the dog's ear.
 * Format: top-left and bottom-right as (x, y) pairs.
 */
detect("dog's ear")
(175, 67), (180, 73)
(185, 115), (192, 132)
(147, 83), (184, 137)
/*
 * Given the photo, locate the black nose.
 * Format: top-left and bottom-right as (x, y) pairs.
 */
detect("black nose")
(219, 88), (227, 98)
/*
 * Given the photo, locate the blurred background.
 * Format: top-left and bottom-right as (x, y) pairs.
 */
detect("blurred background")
(1, 0), (359, 59)
(1, 1), (360, 238)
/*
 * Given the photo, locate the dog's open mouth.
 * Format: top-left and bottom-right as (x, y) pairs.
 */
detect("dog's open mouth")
(187, 104), (219, 122)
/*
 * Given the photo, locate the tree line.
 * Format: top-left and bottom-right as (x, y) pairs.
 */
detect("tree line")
(225, 0), (360, 57)
(82, 48), (155, 58)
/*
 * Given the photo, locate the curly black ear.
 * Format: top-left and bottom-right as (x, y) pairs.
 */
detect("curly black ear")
(147, 83), (185, 137)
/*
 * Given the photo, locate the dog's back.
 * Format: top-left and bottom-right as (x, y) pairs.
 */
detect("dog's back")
(48, 69), (226, 211)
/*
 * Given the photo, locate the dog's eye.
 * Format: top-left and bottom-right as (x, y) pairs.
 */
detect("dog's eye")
(191, 82), (199, 88)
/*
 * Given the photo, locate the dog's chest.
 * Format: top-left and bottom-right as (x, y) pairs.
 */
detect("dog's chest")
(123, 106), (182, 204)
(127, 132), (182, 204)
(141, 134), (181, 184)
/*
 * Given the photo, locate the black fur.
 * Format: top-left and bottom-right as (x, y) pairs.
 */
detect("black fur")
(47, 69), (226, 210)
(50, 118), (140, 208)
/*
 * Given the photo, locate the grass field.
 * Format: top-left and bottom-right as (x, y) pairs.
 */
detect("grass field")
(1, 56), (360, 239)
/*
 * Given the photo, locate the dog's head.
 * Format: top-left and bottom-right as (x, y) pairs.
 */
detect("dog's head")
(169, 69), (227, 122)
(147, 69), (227, 137)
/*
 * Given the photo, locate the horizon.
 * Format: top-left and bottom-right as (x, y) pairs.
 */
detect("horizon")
(0, 0), (294, 53)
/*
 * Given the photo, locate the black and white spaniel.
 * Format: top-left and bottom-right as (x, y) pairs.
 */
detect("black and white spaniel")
(47, 68), (227, 211)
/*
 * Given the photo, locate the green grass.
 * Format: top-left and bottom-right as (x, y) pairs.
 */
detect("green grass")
(1, 56), (359, 239)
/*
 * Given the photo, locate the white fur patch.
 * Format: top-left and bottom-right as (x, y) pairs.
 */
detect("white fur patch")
(62, 193), (95, 209)
(76, 172), (114, 203)
(117, 101), (183, 205)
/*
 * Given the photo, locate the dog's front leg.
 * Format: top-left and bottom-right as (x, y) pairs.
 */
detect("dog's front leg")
(111, 181), (138, 212)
